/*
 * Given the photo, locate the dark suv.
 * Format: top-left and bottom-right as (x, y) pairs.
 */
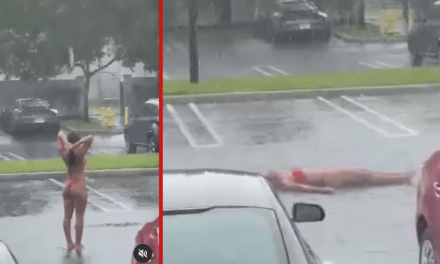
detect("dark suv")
(408, 2), (440, 66)
(255, 0), (331, 43)
(124, 98), (159, 154)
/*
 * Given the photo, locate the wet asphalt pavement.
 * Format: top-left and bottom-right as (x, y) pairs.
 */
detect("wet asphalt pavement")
(162, 91), (440, 264)
(0, 132), (147, 161)
(0, 175), (158, 264)
(164, 28), (439, 80)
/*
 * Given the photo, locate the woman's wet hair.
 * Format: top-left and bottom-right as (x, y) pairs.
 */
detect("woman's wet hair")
(67, 132), (81, 144)
(67, 133), (81, 171)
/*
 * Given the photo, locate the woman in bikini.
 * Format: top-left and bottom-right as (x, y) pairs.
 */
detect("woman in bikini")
(57, 130), (93, 255)
(265, 167), (415, 194)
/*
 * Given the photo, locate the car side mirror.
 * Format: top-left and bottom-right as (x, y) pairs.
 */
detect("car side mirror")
(292, 203), (325, 223)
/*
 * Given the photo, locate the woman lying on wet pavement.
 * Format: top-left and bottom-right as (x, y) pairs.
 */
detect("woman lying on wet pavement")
(264, 167), (416, 194)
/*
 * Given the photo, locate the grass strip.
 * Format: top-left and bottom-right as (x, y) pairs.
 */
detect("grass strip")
(0, 153), (158, 174)
(164, 67), (440, 96)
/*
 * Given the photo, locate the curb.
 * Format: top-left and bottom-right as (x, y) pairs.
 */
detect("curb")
(0, 168), (159, 182)
(333, 31), (407, 43)
(163, 83), (440, 105)
(63, 125), (124, 135)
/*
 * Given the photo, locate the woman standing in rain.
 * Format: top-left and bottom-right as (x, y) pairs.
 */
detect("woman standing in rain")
(57, 130), (94, 255)
(265, 167), (415, 194)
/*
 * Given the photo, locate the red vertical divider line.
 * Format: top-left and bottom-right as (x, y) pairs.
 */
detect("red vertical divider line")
(158, 0), (163, 263)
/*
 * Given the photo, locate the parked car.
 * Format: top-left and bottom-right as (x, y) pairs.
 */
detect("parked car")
(124, 98), (159, 154)
(0, 240), (19, 264)
(132, 217), (159, 264)
(164, 169), (326, 264)
(255, 0), (331, 43)
(408, 2), (440, 66)
(0, 98), (60, 136)
(416, 150), (440, 264)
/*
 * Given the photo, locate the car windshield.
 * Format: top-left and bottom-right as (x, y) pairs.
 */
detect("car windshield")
(19, 100), (49, 108)
(143, 103), (159, 117)
(278, 1), (316, 11)
(163, 207), (288, 264)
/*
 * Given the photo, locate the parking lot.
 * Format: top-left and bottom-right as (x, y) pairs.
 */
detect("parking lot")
(163, 28), (434, 80)
(0, 175), (158, 264)
(0, 132), (143, 161)
(163, 91), (440, 264)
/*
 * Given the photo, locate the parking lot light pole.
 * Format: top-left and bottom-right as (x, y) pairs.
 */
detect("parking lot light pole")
(188, 0), (199, 83)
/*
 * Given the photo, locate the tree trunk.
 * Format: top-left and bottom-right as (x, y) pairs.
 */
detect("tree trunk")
(358, 0), (365, 26)
(83, 75), (91, 122)
(188, 0), (199, 83)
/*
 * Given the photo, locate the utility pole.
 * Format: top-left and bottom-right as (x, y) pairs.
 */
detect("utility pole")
(402, 0), (409, 34)
(188, 0), (199, 83)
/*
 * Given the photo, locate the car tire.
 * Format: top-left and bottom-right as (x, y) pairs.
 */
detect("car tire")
(146, 133), (158, 153)
(411, 53), (423, 67)
(125, 134), (137, 154)
(419, 228), (437, 264)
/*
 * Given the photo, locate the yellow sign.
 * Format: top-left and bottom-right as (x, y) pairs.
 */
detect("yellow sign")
(100, 106), (116, 128)
(379, 9), (397, 37)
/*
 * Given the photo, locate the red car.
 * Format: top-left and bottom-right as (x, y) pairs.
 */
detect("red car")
(416, 150), (440, 264)
(132, 217), (159, 264)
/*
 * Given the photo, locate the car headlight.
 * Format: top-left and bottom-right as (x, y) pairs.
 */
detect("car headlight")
(50, 108), (58, 114)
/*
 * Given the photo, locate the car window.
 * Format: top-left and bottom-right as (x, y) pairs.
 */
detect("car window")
(19, 100), (49, 108)
(163, 208), (289, 264)
(143, 103), (159, 117)
(277, 1), (316, 11)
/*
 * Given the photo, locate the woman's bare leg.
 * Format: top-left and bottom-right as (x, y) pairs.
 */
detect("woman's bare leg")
(367, 170), (415, 186)
(73, 193), (88, 255)
(62, 191), (75, 252)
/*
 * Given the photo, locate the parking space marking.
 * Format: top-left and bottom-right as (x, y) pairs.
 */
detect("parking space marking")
(359, 61), (383, 69)
(163, 72), (170, 80)
(6, 152), (26, 160)
(252, 65), (289, 76)
(317, 96), (392, 137)
(374, 61), (399, 68)
(265, 65), (289, 75)
(165, 104), (198, 148)
(0, 152), (26, 161)
(341, 95), (418, 137)
(188, 103), (224, 147)
(48, 178), (110, 212)
(48, 178), (133, 212)
(252, 65), (274, 76)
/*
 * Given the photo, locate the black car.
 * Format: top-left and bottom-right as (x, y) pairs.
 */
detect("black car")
(256, 0), (331, 43)
(0, 240), (19, 264)
(408, 2), (440, 66)
(0, 98), (60, 136)
(124, 98), (159, 154)
(164, 169), (326, 264)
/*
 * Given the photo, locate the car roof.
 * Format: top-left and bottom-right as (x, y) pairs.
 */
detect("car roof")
(0, 240), (17, 264)
(164, 169), (278, 211)
(145, 98), (159, 107)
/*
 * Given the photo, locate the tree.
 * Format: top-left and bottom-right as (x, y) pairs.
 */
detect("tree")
(0, 0), (159, 122)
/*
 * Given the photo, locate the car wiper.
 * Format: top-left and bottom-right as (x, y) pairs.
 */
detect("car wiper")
(163, 207), (216, 216)
(163, 205), (271, 216)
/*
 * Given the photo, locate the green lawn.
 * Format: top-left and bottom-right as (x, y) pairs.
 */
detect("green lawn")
(61, 119), (104, 130)
(164, 67), (440, 96)
(0, 153), (158, 174)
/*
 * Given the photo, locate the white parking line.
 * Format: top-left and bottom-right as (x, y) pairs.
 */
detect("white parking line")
(340, 95), (418, 137)
(252, 66), (274, 76)
(48, 178), (110, 212)
(266, 65), (289, 75)
(163, 72), (170, 80)
(359, 61), (383, 69)
(165, 104), (198, 148)
(188, 103), (224, 147)
(0, 154), (10, 161)
(374, 61), (399, 68)
(86, 185), (133, 211)
(6, 152), (26, 161)
(318, 97), (391, 137)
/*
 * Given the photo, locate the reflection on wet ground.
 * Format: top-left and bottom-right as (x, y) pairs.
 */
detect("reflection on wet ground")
(0, 176), (158, 218)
